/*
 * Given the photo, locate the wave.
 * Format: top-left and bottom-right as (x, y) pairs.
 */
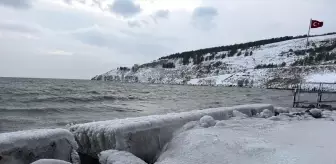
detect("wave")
(0, 106), (143, 114)
(0, 90), (41, 96)
(22, 95), (142, 103)
(0, 107), (69, 113)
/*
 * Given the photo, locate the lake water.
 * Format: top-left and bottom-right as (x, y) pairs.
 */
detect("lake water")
(0, 77), (293, 133)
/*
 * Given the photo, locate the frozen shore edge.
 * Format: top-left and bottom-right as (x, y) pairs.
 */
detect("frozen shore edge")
(2, 104), (335, 164)
(69, 104), (273, 163)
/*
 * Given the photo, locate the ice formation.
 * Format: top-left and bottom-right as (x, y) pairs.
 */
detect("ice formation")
(69, 104), (273, 162)
(199, 115), (216, 128)
(259, 109), (273, 118)
(155, 118), (336, 164)
(232, 110), (248, 118)
(31, 159), (71, 164)
(0, 129), (79, 164)
(98, 150), (147, 164)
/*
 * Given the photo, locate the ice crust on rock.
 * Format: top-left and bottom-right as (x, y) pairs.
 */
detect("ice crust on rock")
(199, 115), (216, 128)
(155, 119), (336, 164)
(99, 150), (147, 164)
(0, 129), (79, 164)
(310, 108), (322, 118)
(260, 109), (273, 118)
(69, 104), (273, 162)
(232, 110), (247, 118)
(31, 159), (71, 164)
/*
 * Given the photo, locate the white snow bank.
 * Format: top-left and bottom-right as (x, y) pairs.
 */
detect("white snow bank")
(156, 119), (336, 164)
(188, 74), (233, 86)
(31, 159), (71, 164)
(99, 150), (147, 164)
(69, 104), (273, 162)
(305, 73), (336, 83)
(0, 129), (79, 164)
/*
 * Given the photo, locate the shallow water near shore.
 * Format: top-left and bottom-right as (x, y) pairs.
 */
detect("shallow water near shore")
(0, 77), (294, 133)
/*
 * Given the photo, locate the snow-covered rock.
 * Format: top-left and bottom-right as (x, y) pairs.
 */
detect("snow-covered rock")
(0, 129), (79, 164)
(31, 159), (71, 164)
(259, 109), (274, 118)
(69, 104), (273, 162)
(215, 121), (226, 127)
(199, 115), (216, 128)
(155, 119), (336, 164)
(98, 150), (147, 164)
(310, 108), (322, 118)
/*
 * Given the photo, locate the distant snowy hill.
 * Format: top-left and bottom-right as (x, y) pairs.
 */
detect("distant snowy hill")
(92, 33), (336, 89)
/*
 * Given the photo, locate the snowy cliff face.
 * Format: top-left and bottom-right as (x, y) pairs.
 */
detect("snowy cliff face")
(92, 34), (336, 88)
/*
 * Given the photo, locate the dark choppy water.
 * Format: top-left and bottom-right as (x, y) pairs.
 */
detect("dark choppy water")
(0, 77), (293, 133)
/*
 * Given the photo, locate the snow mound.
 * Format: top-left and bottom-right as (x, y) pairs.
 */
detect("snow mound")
(215, 121), (226, 127)
(199, 115), (216, 128)
(0, 129), (79, 164)
(69, 104), (273, 162)
(99, 150), (147, 164)
(155, 119), (336, 164)
(259, 109), (273, 118)
(31, 159), (71, 164)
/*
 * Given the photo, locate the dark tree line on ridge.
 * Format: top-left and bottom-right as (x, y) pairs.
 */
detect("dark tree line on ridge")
(115, 32), (336, 72)
(255, 62), (287, 69)
(162, 62), (176, 68)
(292, 40), (336, 66)
(158, 32), (336, 66)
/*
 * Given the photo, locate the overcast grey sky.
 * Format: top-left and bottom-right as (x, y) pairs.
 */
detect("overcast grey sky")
(0, 0), (335, 79)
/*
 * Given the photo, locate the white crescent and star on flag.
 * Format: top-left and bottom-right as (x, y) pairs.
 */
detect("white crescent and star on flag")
(311, 20), (323, 28)
(312, 21), (319, 27)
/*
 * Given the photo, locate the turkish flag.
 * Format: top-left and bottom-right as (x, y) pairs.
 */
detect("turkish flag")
(311, 20), (323, 28)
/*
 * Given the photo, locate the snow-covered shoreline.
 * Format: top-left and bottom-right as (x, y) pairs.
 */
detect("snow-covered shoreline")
(1, 104), (336, 164)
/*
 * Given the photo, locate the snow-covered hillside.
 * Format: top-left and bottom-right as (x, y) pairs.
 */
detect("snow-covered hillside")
(92, 33), (336, 89)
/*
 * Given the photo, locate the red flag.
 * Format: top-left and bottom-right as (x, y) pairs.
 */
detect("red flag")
(311, 20), (323, 28)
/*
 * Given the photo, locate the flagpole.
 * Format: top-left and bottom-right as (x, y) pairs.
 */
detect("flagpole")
(296, 18), (312, 107)
(303, 18), (312, 69)
(306, 18), (312, 50)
